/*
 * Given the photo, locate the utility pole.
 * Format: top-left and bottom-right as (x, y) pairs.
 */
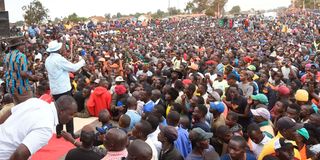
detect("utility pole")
(0, 0), (5, 11)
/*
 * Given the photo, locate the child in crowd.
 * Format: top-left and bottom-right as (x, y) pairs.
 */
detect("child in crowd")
(118, 114), (131, 133)
(225, 112), (243, 136)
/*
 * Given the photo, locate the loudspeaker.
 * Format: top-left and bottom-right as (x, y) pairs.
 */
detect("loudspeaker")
(0, 11), (9, 37)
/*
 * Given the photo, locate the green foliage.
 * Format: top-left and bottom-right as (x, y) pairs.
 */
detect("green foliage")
(294, 0), (320, 9)
(229, 5), (241, 14)
(184, 2), (196, 13)
(65, 13), (87, 23)
(104, 13), (111, 20)
(168, 7), (181, 16)
(185, 0), (228, 16)
(152, 9), (167, 19)
(15, 20), (25, 26)
(116, 12), (122, 18)
(22, 0), (49, 25)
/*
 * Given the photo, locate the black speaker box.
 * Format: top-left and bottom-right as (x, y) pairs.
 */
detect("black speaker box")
(0, 11), (9, 37)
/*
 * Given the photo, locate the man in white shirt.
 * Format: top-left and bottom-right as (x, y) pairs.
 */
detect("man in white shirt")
(132, 120), (158, 160)
(247, 122), (272, 158)
(45, 40), (85, 138)
(0, 95), (77, 160)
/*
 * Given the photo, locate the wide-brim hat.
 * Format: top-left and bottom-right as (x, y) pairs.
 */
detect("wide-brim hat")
(46, 40), (62, 53)
(8, 37), (25, 48)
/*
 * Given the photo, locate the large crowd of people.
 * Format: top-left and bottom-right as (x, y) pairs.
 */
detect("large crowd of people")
(1, 9), (320, 160)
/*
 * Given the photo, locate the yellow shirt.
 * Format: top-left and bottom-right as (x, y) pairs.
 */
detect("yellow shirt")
(166, 104), (172, 116)
(258, 133), (301, 160)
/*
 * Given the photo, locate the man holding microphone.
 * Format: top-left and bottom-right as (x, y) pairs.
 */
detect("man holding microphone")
(45, 40), (86, 138)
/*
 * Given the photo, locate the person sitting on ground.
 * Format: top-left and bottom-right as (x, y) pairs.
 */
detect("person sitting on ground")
(221, 135), (256, 160)
(65, 125), (104, 160)
(127, 139), (153, 160)
(118, 114), (131, 133)
(74, 86), (91, 118)
(101, 128), (128, 160)
(158, 125), (184, 160)
(87, 78), (112, 117)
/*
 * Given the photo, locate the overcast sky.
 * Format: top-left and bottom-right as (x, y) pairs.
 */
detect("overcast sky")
(5, 0), (291, 22)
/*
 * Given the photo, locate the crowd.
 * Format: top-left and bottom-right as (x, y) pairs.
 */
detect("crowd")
(1, 9), (320, 160)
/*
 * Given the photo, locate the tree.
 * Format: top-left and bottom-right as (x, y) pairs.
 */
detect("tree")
(184, 2), (196, 13)
(104, 13), (111, 20)
(192, 0), (209, 13)
(22, 0), (49, 25)
(116, 12), (122, 18)
(152, 9), (166, 19)
(294, 0), (316, 8)
(53, 17), (61, 24)
(15, 21), (25, 26)
(229, 5), (241, 14)
(168, 7), (181, 16)
(65, 13), (87, 23)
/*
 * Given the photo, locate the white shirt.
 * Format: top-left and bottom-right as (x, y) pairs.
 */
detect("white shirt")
(251, 134), (272, 158)
(0, 98), (58, 159)
(147, 126), (161, 154)
(45, 53), (85, 95)
(145, 137), (159, 160)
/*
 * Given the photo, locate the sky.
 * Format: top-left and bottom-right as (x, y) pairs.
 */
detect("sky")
(5, 0), (292, 22)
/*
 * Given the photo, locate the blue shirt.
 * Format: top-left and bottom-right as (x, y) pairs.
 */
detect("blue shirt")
(174, 127), (192, 158)
(125, 110), (141, 130)
(143, 100), (155, 113)
(45, 53), (85, 95)
(186, 145), (215, 160)
(220, 152), (256, 160)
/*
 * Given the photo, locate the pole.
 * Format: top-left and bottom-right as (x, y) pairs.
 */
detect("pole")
(0, 0), (5, 11)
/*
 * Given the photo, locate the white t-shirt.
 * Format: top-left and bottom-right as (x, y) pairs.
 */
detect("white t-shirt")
(145, 137), (159, 160)
(251, 134), (272, 158)
(0, 98), (58, 159)
(147, 126), (161, 154)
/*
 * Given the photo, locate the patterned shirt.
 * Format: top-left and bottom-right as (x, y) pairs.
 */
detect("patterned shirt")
(4, 49), (31, 95)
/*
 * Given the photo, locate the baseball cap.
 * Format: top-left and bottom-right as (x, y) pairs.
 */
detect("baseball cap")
(295, 89), (309, 102)
(210, 102), (225, 113)
(276, 116), (303, 131)
(251, 94), (269, 105)
(278, 85), (290, 96)
(247, 65), (256, 71)
(189, 128), (213, 141)
(250, 108), (270, 120)
(115, 76), (125, 82)
(207, 90), (221, 101)
(94, 79), (100, 84)
(159, 125), (178, 142)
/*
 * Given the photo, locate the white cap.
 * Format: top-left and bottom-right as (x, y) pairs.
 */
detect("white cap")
(115, 76), (125, 82)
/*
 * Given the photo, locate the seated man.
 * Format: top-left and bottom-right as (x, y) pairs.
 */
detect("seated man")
(65, 125), (104, 160)
(101, 128), (128, 160)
